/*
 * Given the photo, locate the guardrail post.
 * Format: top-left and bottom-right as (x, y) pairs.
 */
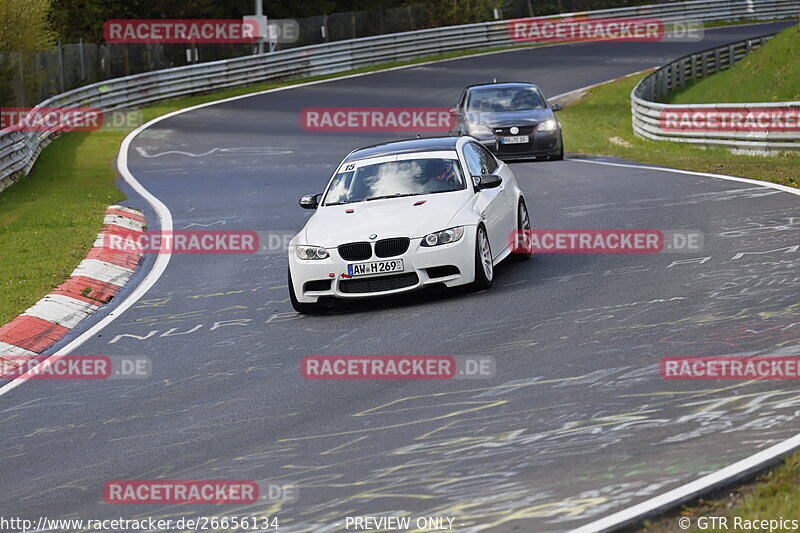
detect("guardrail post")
(713, 49), (721, 73)
(729, 45), (735, 67)
(701, 51), (708, 78)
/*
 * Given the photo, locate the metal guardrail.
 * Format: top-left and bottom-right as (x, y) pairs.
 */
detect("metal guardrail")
(2, 0), (799, 191)
(631, 33), (800, 154)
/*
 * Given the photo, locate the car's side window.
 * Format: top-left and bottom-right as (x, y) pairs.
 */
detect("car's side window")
(462, 143), (484, 178)
(474, 143), (499, 174)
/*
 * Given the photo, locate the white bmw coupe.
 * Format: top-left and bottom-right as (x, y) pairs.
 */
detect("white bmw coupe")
(287, 136), (530, 313)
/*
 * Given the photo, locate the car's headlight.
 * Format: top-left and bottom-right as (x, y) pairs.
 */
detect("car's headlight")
(295, 245), (330, 260)
(468, 123), (493, 136)
(536, 118), (558, 132)
(421, 226), (465, 247)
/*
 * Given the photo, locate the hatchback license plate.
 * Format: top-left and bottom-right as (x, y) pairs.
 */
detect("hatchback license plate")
(500, 135), (529, 144)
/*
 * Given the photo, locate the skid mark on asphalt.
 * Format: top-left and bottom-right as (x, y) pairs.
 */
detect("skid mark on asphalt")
(134, 146), (294, 158)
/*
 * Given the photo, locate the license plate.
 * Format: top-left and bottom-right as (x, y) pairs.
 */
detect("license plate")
(347, 259), (404, 277)
(500, 135), (529, 144)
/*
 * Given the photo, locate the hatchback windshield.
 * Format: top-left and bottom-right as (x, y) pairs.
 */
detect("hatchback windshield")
(466, 87), (546, 112)
(323, 158), (466, 205)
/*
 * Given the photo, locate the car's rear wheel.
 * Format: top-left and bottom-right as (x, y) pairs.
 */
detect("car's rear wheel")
(472, 225), (494, 290)
(288, 267), (324, 314)
(511, 198), (531, 262)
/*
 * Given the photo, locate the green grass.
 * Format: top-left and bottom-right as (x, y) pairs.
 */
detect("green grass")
(669, 22), (800, 103)
(641, 454), (800, 532)
(558, 72), (800, 187)
(701, 17), (798, 29)
(0, 132), (126, 325)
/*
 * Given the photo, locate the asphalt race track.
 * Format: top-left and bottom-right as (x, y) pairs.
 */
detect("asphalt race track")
(3, 21), (800, 532)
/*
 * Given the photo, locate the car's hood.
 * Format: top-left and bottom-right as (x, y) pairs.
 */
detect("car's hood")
(466, 108), (553, 127)
(304, 193), (469, 247)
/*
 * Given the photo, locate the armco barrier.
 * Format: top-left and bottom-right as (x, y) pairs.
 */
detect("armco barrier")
(632, 32), (800, 154)
(2, 0), (799, 191)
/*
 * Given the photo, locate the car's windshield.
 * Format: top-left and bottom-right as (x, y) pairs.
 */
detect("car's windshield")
(466, 87), (546, 112)
(323, 157), (466, 205)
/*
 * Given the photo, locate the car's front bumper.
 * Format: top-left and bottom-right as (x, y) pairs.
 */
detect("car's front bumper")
(289, 229), (477, 304)
(476, 131), (560, 159)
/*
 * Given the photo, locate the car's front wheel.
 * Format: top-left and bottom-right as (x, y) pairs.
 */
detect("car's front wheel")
(288, 267), (324, 314)
(549, 134), (564, 160)
(472, 225), (494, 290)
(510, 198), (531, 262)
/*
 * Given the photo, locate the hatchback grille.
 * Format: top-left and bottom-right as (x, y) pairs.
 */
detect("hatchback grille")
(339, 273), (419, 294)
(494, 126), (534, 135)
(338, 242), (372, 261)
(375, 237), (410, 258)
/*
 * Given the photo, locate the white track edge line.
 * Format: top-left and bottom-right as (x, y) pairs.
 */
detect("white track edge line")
(570, 158), (800, 197)
(571, 412), (800, 532)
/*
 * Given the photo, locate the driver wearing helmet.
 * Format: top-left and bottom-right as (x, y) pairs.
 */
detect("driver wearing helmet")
(422, 159), (459, 191)
(511, 90), (538, 110)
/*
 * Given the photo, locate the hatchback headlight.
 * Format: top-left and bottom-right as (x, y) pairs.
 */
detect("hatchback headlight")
(296, 245), (329, 260)
(421, 226), (465, 247)
(468, 123), (493, 136)
(536, 118), (558, 132)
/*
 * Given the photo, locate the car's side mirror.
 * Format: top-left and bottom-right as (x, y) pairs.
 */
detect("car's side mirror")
(475, 174), (502, 190)
(448, 108), (461, 136)
(299, 193), (321, 209)
(550, 102), (563, 112)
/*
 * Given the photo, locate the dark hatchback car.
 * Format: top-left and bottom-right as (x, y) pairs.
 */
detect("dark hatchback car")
(451, 81), (564, 161)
